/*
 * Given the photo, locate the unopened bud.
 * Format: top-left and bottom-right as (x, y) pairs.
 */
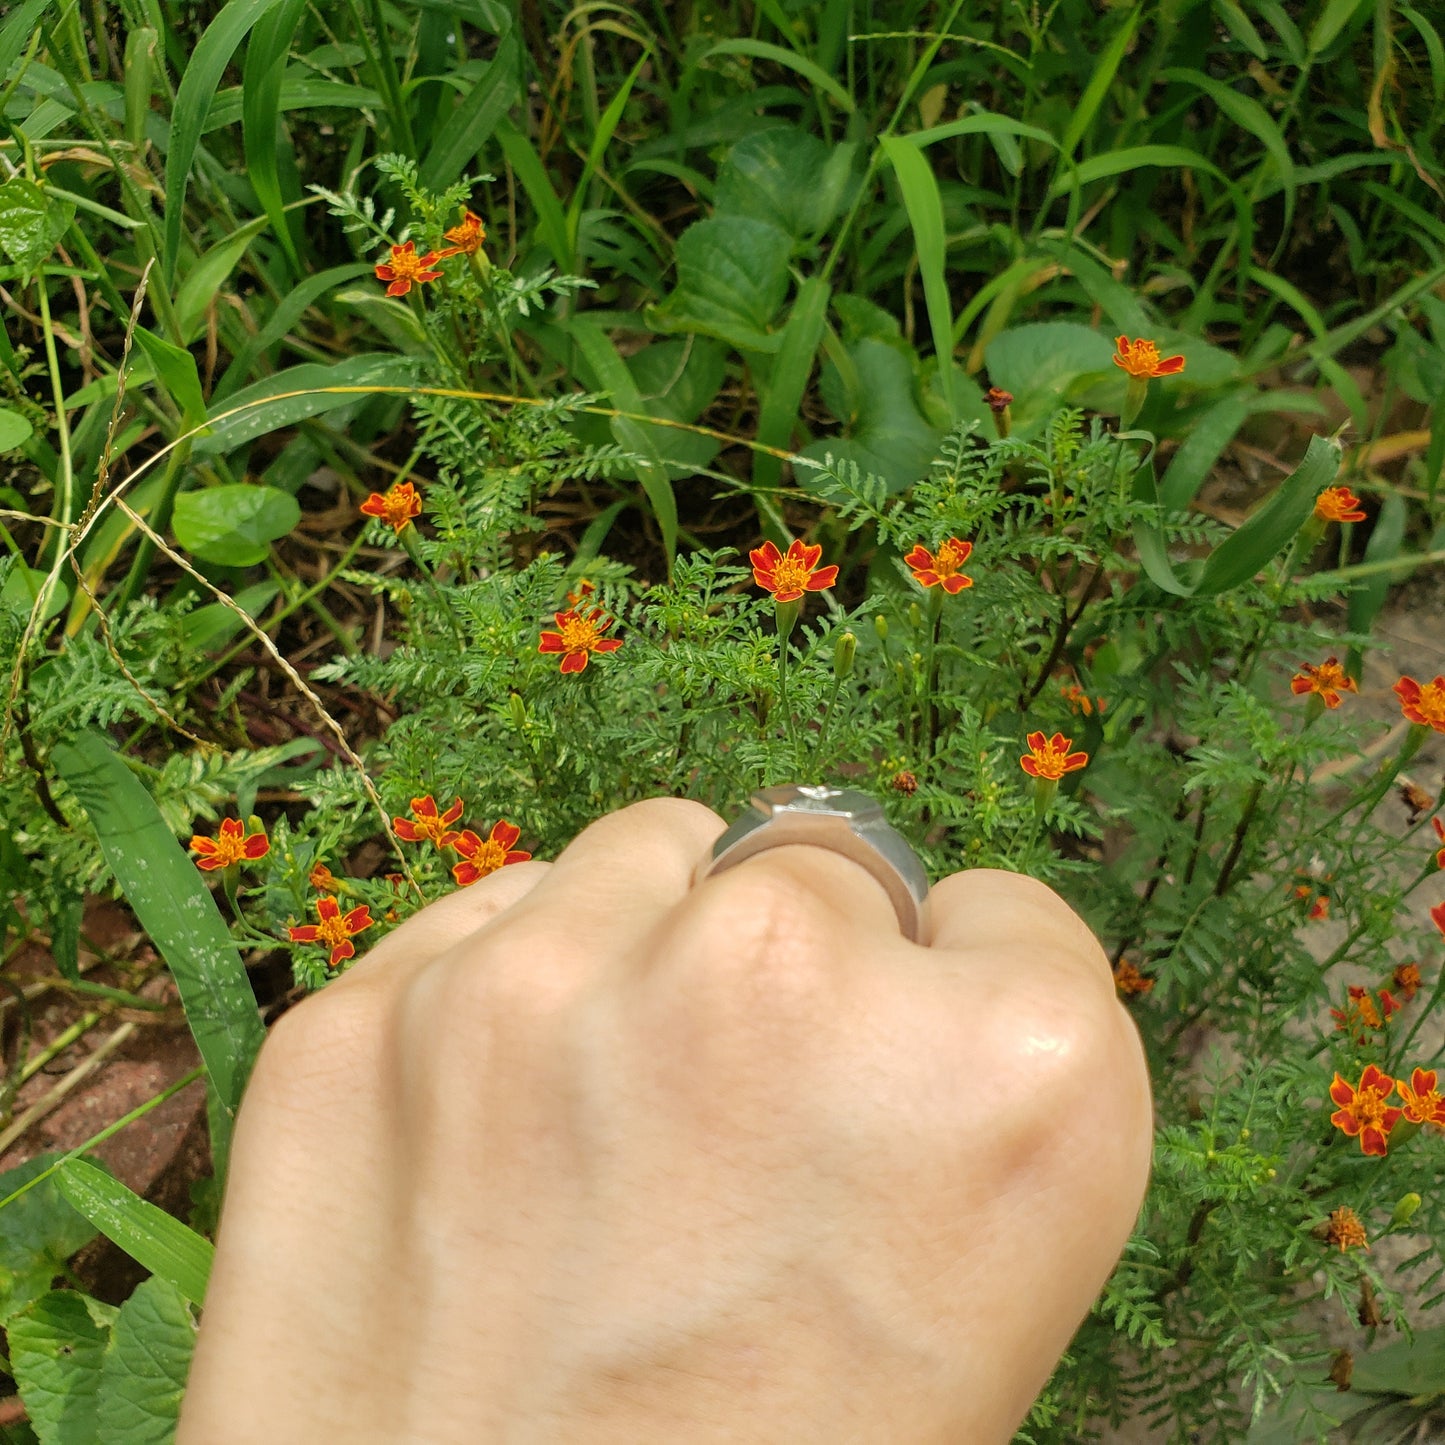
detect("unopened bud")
(874, 614), (889, 643)
(833, 631), (856, 681)
(507, 692), (527, 731)
(1390, 1192), (1422, 1229)
(908, 602), (923, 631)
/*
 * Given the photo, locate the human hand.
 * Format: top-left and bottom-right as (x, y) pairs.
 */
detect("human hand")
(178, 797), (1152, 1443)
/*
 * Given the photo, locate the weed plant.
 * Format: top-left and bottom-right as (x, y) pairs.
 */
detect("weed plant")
(0, 0), (1444, 1440)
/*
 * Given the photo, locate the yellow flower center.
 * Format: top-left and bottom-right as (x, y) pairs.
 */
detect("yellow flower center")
(1029, 743), (1070, 781)
(412, 814), (448, 846)
(559, 613), (604, 651)
(210, 834), (247, 867)
(389, 249), (428, 281)
(1352, 1086), (1389, 1129)
(316, 912), (352, 948)
(934, 540), (968, 577)
(1407, 1085), (1441, 1118)
(770, 558), (810, 595)
(467, 838), (507, 874)
(1415, 680), (1445, 728)
(1120, 340), (1161, 378)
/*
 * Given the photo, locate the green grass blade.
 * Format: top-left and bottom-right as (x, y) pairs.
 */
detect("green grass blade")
(1059, 5), (1143, 157)
(0, 0), (54, 91)
(1309, 0), (1370, 54)
(241, 0), (310, 275)
(753, 276), (831, 490)
(699, 38), (854, 114)
(904, 111), (1058, 152)
(565, 48), (649, 260)
(881, 135), (955, 418)
(48, 729), (265, 1138)
(55, 1160), (213, 1305)
(164, 0), (291, 287)
(419, 27), (519, 190)
(563, 316), (678, 573)
(495, 117), (572, 270)
(175, 215), (269, 344)
(1345, 489), (1407, 683)
(1046, 144), (1231, 196)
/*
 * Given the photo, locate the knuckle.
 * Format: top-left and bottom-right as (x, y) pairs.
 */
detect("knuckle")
(248, 985), (388, 1106)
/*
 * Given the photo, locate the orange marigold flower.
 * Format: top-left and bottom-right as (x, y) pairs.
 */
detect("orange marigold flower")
(1393, 962), (1422, 1001)
(393, 795), (464, 848)
(308, 862), (336, 891)
(288, 896), (373, 969)
(1433, 900), (1445, 937)
(1290, 657), (1358, 709)
(1398, 1067), (1445, 1126)
(903, 537), (974, 594)
(1325, 1206), (1369, 1253)
(1433, 817), (1445, 868)
(1061, 682), (1106, 717)
(1113, 960), (1154, 996)
(360, 479), (422, 534)
(1112, 336), (1186, 380)
(1394, 675), (1445, 733)
(1020, 731), (1089, 781)
(566, 578), (596, 606)
(538, 605), (624, 675)
(190, 818), (269, 871)
(1314, 486), (1367, 524)
(449, 820), (532, 887)
(1329, 1064), (1403, 1157)
(375, 240), (445, 297)
(1330, 985), (1400, 1038)
(749, 539), (839, 603)
(441, 208), (486, 256)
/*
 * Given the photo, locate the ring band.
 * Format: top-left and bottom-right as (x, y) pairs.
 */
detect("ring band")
(694, 785), (931, 943)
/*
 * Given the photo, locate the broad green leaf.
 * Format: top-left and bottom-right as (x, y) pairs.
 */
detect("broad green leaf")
(195, 355), (422, 454)
(881, 135), (955, 418)
(163, 0), (292, 285)
(0, 562), (68, 622)
(0, 406), (33, 450)
(648, 216), (791, 353)
(983, 322), (1115, 418)
(175, 216), (270, 344)
(133, 328), (206, 427)
(715, 127), (854, 242)
(172, 484), (300, 567)
(0, 177), (73, 276)
(1349, 1322), (1445, 1396)
(47, 730), (265, 1141)
(96, 1277), (196, 1445)
(0, 1156), (99, 1326)
(800, 336), (940, 494)
(420, 28), (519, 190)
(56, 1161), (211, 1307)
(9, 1291), (112, 1445)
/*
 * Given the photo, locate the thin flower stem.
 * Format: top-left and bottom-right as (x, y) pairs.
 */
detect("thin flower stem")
(921, 588), (942, 760)
(814, 676), (845, 762)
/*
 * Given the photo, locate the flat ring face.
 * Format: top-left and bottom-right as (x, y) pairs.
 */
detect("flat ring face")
(696, 786), (931, 943)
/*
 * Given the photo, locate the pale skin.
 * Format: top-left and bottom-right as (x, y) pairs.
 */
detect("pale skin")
(179, 797), (1153, 1443)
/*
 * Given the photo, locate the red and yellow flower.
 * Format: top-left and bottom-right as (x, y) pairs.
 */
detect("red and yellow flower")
(1398, 1067), (1445, 1127)
(749, 539), (838, 603)
(288, 896), (373, 969)
(1433, 817), (1445, 868)
(1112, 336), (1185, 380)
(903, 538), (973, 594)
(190, 818), (269, 871)
(374, 241), (446, 297)
(1393, 962), (1422, 1001)
(1291, 883), (1330, 920)
(538, 605), (624, 675)
(1019, 731), (1089, 781)
(1290, 658), (1357, 709)
(449, 820), (531, 887)
(441, 209), (486, 256)
(1314, 486), (1367, 524)
(1329, 1064), (1403, 1157)
(1394, 674), (1445, 733)
(393, 795), (464, 847)
(1433, 900), (1445, 937)
(1330, 984), (1400, 1039)
(360, 480), (422, 534)
(309, 862), (337, 891)
(1324, 1207), (1369, 1253)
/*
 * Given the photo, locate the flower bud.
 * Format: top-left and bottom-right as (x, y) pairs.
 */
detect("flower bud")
(874, 614), (889, 643)
(1390, 1192), (1422, 1228)
(507, 692), (527, 731)
(833, 631), (856, 681)
(908, 602), (923, 631)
